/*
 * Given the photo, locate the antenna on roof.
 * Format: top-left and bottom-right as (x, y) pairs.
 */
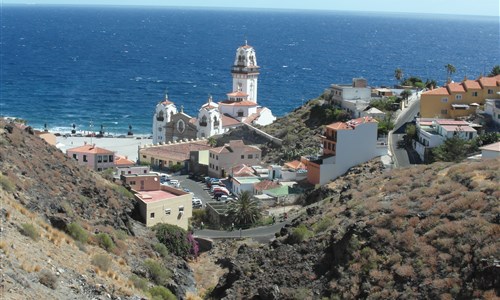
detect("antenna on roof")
(164, 88), (169, 100)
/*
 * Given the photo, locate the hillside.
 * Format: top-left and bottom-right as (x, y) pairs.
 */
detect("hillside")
(217, 94), (351, 164)
(0, 121), (195, 299)
(206, 159), (500, 299)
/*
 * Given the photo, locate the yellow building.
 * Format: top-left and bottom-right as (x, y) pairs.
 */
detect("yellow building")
(420, 75), (500, 118)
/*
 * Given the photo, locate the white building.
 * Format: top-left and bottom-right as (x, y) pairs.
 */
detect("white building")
(231, 176), (261, 196)
(414, 118), (478, 162)
(152, 94), (178, 144)
(196, 96), (223, 139)
(480, 142), (500, 159)
(305, 117), (385, 185)
(326, 78), (372, 117)
(483, 99), (500, 127)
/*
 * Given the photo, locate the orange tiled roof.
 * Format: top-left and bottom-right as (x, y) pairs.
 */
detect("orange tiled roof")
(423, 87), (450, 95)
(462, 80), (481, 90)
(115, 155), (135, 166)
(254, 180), (280, 191)
(140, 140), (212, 161)
(231, 164), (255, 177)
(284, 160), (307, 170)
(479, 75), (500, 87)
(326, 122), (351, 130)
(447, 82), (466, 93)
(221, 114), (242, 127)
(219, 100), (257, 106)
(67, 144), (114, 154)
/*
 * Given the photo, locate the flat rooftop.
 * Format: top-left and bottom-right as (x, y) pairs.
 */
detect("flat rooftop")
(136, 190), (178, 203)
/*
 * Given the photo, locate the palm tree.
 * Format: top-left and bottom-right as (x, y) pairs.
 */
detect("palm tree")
(489, 65), (500, 77)
(445, 64), (456, 81)
(207, 137), (217, 147)
(226, 191), (261, 227)
(394, 68), (403, 82)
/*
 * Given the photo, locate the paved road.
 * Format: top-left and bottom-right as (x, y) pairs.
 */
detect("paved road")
(194, 219), (291, 242)
(388, 91), (421, 168)
(172, 175), (213, 206)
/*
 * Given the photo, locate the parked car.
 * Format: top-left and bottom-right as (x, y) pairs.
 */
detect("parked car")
(169, 180), (180, 188)
(192, 198), (203, 209)
(212, 186), (230, 195)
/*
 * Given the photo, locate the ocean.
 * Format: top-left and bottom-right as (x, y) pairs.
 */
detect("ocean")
(1, 5), (499, 135)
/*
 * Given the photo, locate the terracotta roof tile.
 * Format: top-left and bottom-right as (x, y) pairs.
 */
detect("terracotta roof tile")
(227, 91), (248, 97)
(447, 82), (466, 93)
(221, 114), (242, 127)
(326, 122), (351, 130)
(254, 180), (280, 191)
(462, 80), (481, 90)
(67, 144), (114, 154)
(284, 160), (307, 170)
(423, 87), (450, 95)
(115, 155), (135, 166)
(219, 100), (257, 106)
(140, 140), (212, 162)
(479, 75), (499, 87)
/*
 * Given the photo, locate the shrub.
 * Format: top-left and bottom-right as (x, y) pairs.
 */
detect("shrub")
(112, 185), (134, 199)
(153, 243), (169, 258)
(149, 285), (176, 300)
(20, 223), (39, 241)
(129, 274), (149, 291)
(67, 222), (88, 243)
(115, 229), (128, 240)
(313, 218), (333, 234)
(152, 223), (191, 257)
(144, 259), (171, 286)
(0, 174), (15, 192)
(288, 224), (313, 244)
(91, 253), (112, 272)
(38, 270), (58, 289)
(96, 233), (114, 251)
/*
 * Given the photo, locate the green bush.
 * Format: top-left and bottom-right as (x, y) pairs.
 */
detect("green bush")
(0, 174), (15, 192)
(20, 223), (39, 241)
(115, 229), (128, 240)
(112, 185), (134, 199)
(313, 218), (333, 234)
(288, 224), (313, 244)
(144, 259), (171, 286)
(91, 253), (112, 271)
(96, 233), (115, 251)
(153, 243), (169, 258)
(152, 223), (191, 257)
(129, 274), (149, 291)
(149, 286), (176, 300)
(67, 222), (88, 243)
(101, 168), (114, 181)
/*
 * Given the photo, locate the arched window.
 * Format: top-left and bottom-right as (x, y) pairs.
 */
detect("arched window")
(177, 120), (185, 133)
(200, 116), (207, 127)
(237, 110), (244, 117)
(156, 111), (164, 121)
(214, 116), (220, 126)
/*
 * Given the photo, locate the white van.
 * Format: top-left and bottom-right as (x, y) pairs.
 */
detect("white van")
(169, 179), (180, 188)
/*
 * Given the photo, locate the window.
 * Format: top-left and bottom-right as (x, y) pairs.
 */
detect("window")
(143, 155), (146, 159)
(241, 155), (244, 159)
(150, 212), (155, 218)
(255, 154), (259, 158)
(472, 91), (478, 97)
(216, 166), (218, 170)
(97, 168), (102, 171)
(109, 155), (113, 162)
(441, 98), (448, 103)
(179, 206), (184, 214)
(441, 109), (448, 115)
(97, 155), (102, 163)
(143, 170), (147, 174)
(73, 153), (78, 160)
(83, 155), (87, 162)
(216, 155), (218, 160)
(488, 89), (493, 94)
(128, 171), (131, 174)
(248, 154), (253, 159)
(103, 156), (108, 163)
(165, 208), (171, 215)
(130, 181), (136, 185)
(455, 94), (462, 100)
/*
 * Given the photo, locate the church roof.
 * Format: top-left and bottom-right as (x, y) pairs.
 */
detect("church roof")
(219, 100), (257, 106)
(227, 91), (248, 97)
(221, 114), (242, 128)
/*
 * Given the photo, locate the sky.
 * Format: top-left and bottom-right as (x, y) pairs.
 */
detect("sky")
(2, 0), (499, 17)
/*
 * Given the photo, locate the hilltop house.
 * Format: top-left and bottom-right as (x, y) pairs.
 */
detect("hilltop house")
(66, 143), (116, 171)
(325, 78), (372, 117)
(152, 42), (276, 144)
(122, 173), (192, 230)
(305, 117), (384, 185)
(208, 140), (261, 178)
(414, 118), (478, 162)
(420, 75), (500, 118)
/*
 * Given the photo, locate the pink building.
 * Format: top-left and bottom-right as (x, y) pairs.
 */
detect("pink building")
(66, 144), (115, 171)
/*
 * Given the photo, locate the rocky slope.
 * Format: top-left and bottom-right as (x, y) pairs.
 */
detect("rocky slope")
(207, 159), (500, 299)
(0, 120), (196, 299)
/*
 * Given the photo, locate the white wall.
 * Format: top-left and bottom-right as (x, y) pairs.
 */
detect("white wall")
(253, 107), (276, 126)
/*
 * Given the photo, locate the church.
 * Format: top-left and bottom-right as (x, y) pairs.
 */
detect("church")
(152, 42), (276, 145)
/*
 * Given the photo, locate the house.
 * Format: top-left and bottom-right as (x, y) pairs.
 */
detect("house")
(361, 107), (386, 119)
(230, 164), (256, 177)
(254, 180), (280, 195)
(268, 160), (307, 182)
(325, 78), (372, 117)
(139, 139), (212, 172)
(134, 185), (192, 230)
(480, 142), (500, 159)
(122, 173), (192, 229)
(115, 165), (150, 178)
(420, 75), (500, 118)
(231, 176), (261, 196)
(414, 118), (478, 162)
(114, 155), (135, 168)
(483, 99), (500, 127)
(66, 143), (115, 171)
(305, 116), (382, 185)
(208, 140), (262, 178)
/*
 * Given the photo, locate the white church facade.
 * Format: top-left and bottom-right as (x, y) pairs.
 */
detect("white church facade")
(152, 42), (276, 145)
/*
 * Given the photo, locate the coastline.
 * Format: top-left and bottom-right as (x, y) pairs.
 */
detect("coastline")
(56, 135), (153, 163)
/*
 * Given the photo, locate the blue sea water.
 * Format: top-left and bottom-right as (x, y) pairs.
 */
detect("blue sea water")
(1, 5), (499, 135)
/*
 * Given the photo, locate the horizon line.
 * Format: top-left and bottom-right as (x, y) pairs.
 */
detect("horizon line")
(2, 3), (499, 18)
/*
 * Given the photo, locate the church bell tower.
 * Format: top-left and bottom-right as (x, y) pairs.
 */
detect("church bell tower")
(231, 41), (260, 103)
